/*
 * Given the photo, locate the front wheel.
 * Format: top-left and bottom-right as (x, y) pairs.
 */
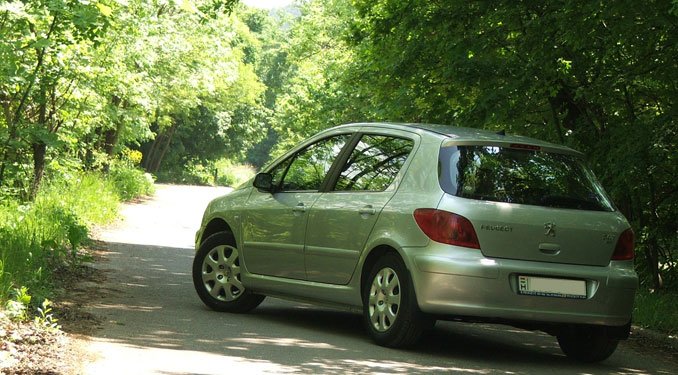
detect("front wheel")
(557, 326), (619, 362)
(363, 253), (433, 347)
(192, 231), (264, 313)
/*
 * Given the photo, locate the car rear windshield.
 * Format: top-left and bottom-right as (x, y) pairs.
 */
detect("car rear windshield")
(439, 145), (614, 211)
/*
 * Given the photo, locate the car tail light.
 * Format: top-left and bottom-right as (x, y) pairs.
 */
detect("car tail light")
(413, 209), (480, 249)
(612, 228), (635, 260)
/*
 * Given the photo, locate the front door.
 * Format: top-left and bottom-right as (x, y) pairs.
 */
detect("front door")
(242, 134), (353, 280)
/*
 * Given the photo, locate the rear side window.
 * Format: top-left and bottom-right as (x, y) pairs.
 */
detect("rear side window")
(439, 145), (614, 211)
(334, 135), (414, 192)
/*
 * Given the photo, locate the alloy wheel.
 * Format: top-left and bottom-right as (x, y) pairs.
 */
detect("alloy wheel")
(368, 266), (401, 332)
(201, 244), (244, 302)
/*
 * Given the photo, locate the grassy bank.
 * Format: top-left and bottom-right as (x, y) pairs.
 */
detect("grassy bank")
(634, 289), (678, 336)
(0, 166), (154, 305)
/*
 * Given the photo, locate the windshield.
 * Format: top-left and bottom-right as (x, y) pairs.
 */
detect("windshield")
(439, 145), (614, 212)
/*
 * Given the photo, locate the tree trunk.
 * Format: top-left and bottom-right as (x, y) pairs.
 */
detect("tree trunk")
(100, 96), (126, 172)
(0, 96), (19, 184)
(29, 141), (47, 201)
(103, 95), (125, 157)
(646, 177), (664, 290)
(141, 112), (161, 172)
(28, 82), (49, 200)
(548, 99), (566, 143)
(142, 133), (162, 172)
(148, 122), (178, 174)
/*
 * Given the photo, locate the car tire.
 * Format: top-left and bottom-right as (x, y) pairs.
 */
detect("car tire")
(363, 253), (431, 347)
(557, 326), (619, 363)
(192, 231), (264, 313)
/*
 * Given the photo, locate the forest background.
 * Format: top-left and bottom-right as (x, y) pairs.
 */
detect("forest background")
(0, 0), (675, 333)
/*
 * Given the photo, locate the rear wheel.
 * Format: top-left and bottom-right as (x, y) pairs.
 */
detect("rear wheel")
(557, 326), (619, 362)
(192, 231), (264, 313)
(363, 253), (432, 347)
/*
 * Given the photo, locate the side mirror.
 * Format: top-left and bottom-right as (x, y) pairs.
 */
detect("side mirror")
(253, 172), (275, 193)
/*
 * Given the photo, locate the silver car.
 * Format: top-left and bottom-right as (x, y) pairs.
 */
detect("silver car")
(192, 123), (637, 362)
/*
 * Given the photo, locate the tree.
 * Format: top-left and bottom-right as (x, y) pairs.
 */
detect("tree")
(0, 0), (111, 198)
(269, 0), (367, 156)
(138, 6), (267, 174)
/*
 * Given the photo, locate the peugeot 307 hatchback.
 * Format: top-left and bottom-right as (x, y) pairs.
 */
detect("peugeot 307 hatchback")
(192, 123), (638, 362)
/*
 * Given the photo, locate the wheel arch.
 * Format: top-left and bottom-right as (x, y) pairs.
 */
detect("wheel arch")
(360, 245), (402, 298)
(199, 218), (233, 246)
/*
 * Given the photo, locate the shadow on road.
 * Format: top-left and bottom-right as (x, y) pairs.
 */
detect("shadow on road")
(66, 239), (676, 375)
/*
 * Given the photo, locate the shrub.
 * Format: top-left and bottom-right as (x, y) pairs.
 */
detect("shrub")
(214, 159), (256, 188)
(155, 162), (214, 186)
(108, 161), (155, 201)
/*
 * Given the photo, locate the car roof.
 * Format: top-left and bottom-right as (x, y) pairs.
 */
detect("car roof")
(339, 122), (581, 156)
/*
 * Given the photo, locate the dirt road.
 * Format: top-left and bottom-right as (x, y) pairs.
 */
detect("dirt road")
(82, 184), (234, 373)
(80, 184), (677, 374)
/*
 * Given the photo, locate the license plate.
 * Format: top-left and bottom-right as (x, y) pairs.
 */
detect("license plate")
(518, 275), (587, 299)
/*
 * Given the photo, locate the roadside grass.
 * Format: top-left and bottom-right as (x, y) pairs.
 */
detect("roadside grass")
(0, 173), (114, 303)
(634, 288), (678, 335)
(0, 165), (154, 373)
(0, 166), (154, 305)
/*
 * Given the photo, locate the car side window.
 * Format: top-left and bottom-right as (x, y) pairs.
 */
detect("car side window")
(268, 157), (292, 189)
(273, 134), (351, 192)
(335, 134), (414, 192)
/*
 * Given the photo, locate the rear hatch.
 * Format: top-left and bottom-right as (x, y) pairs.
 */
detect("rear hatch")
(437, 142), (628, 266)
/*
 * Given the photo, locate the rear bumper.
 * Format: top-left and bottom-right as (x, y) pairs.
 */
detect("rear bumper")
(404, 245), (638, 328)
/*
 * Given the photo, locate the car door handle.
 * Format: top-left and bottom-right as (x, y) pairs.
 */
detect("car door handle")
(292, 203), (307, 213)
(358, 206), (376, 215)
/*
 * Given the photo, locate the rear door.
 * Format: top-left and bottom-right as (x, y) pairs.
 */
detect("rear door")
(304, 133), (416, 284)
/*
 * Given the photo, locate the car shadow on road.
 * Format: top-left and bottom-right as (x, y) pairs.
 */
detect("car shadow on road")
(69, 242), (674, 375)
(249, 306), (571, 364)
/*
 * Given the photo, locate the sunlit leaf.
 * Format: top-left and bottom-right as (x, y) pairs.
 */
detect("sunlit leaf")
(96, 3), (113, 17)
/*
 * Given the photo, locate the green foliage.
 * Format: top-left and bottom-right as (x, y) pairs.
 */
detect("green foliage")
(37, 172), (118, 226)
(269, 0), (362, 156)
(214, 159), (256, 187)
(4, 287), (31, 322)
(634, 290), (678, 335)
(108, 161), (155, 201)
(156, 158), (255, 188)
(156, 162), (214, 186)
(3, 287), (59, 331)
(34, 298), (60, 331)
(137, 6), (270, 175)
(0, 172), (119, 302)
(0, 0), (271, 200)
